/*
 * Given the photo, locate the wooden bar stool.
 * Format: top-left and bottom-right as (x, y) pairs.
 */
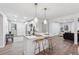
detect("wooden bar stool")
(47, 37), (53, 54)
(48, 38), (53, 53)
(34, 37), (45, 55)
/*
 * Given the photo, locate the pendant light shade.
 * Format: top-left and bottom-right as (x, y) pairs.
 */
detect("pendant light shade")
(44, 19), (47, 24)
(34, 3), (38, 23)
(34, 17), (38, 23)
(43, 8), (47, 24)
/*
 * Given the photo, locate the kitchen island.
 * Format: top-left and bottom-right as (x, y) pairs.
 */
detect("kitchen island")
(24, 34), (53, 55)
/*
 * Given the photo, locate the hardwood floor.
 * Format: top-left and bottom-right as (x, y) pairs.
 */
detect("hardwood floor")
(37, 36), (79, 55)
(0, 41), (24, 55)
(0, 36), (79, 55)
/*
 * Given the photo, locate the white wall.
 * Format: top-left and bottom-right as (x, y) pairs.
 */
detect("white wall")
(8, 22), (26, 36)
(77, 22), (79, 31)
(8, 22), (26, 42)
(49, 20), (76, 36)
(0, 11), (8, 48)
(49, 22), (61, 36)
(8, 22), (11, 32)
(37, 20), (43, 32)
(3, 13), (8, 48)
(0, 14), (3, 48)
(60, 22), (79, 33)
(60, 22), (72, 32)
(71, 22), (75, 33)
(17, 22), (25, 36)
(49, 13), (79, 34)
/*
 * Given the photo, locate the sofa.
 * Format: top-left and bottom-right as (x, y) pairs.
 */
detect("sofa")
(63, 32), (79, 42)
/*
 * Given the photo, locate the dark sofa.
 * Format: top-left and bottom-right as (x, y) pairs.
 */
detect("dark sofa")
(63, 32), (79, 42)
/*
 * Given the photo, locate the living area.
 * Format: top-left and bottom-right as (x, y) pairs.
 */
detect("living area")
(0, 3), (79, 55)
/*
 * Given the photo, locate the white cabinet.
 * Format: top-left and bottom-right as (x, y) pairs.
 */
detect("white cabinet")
(24, 36), (48, 55)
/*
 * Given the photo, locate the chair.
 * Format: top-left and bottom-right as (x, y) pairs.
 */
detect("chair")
(6, 32), (14, 44)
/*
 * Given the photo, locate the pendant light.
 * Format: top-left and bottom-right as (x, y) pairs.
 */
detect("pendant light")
(34, 3), (38, 23)
(44, 8), (47, 24)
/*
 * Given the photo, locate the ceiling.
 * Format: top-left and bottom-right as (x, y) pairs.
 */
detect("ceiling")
(0, 3), (79, 22)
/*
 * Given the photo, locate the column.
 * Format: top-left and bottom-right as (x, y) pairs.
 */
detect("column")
(74, 19), (78, 45)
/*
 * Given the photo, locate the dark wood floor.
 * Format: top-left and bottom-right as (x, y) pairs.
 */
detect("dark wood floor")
(0, 36), (79, 55)
(37, 36), (79, 55)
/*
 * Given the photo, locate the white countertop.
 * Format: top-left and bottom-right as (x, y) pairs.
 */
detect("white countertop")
(24, 34), (53, 40)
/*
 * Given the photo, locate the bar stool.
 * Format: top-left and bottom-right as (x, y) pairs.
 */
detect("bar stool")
(34, 38), (45, 55)
(47, 37), (53, 54)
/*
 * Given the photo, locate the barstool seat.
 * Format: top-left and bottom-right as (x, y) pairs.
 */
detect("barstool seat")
(34, 36), (45, 55)
(34, 36), (53, 55)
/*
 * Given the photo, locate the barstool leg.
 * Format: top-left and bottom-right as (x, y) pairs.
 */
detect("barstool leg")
(48, 39), (53, 54)
(38, 42), (40, 54)
(34, 42), (37, 55)
(48, 39), (50, 54)
(42, 41), (46, 54)
(34, 42), (41, 55)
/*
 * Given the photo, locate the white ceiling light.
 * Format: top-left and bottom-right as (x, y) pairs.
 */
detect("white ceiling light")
(34, 3), (38, 23)
(43, 8), (47, 24)
(44, 19), (47, 24)
(34, 17), (38, 23)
